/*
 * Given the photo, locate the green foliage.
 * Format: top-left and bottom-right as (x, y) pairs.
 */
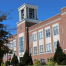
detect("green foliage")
(53, 41), (66, 65)
(28, 54), (33, 65)
(3, 62), (6, 66)
(60, 60), (66, 65)
(48, 57), (55, 65)
(1, 62), (4, 66)
(55, 62), (58, 65)
(34, 59), (41, 65)
(17, 63), (23, 66)
(40, 61), (46, 65)
(22, 50), (33, 65)
(11, 53), (18, 65)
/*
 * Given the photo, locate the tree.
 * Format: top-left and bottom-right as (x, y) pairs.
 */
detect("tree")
(28, 54), (33, 65)
(22, 50), (33, 65)
(0, 10), (16, 65)
(53, 41), (66, 65)
(22, 50), (30, 65)
(11, 53), (18, 65)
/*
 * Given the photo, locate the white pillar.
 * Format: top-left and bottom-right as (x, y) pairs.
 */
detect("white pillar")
(19, 11), (21, 21)
(24, 7), (27, 19)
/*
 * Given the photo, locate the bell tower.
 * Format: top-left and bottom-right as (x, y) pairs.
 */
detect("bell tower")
(18, 3), (40, 24)
(16, 3), (41, 63)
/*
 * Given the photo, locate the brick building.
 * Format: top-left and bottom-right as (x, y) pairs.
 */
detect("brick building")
(2, 3), (66, 64)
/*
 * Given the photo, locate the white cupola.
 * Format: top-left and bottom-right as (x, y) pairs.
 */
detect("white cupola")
(17, 3), (41, 23)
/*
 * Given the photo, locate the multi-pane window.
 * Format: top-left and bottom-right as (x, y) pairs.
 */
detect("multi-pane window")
(40, 45), (44, 53)
(11, 54), (12, 58)
(19, 36), (24, 53)
(30, 48), (32, 55)
(46, 43), (51, 52)
(5, 54), (7, 59)
(10, 43), (12, 48)
(34, 59), (36, 62)
(53, 26), (59, 36)
(33, 34), (37, 41)
(34, 46), (37, 54)
(21, 10), (24, 19)
(30, 35), (31, 43)
(40, 59), (44, 62)
(47, 58), (49, 64)
(46, 29), (50, 38)
(29, 8), (34, 19)
(54, 42), (57, 52)
(14, 51), (16, 55)
(39, 31), (43, 40)
(7, 44), (9, 48)
(13, 41), (16, 47)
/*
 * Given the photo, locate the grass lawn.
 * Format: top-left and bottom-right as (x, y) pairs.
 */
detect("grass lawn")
(27, 65), (66, 66)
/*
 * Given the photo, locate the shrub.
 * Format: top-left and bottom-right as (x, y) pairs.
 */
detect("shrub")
(17, 63), (23, 66)
(6, 61), (10, 65)
(34, 59), (41, 65)
(40, 61), (46, 65)
(55, 62), (58, 65)
(60, 60), (66, 65)
(48, 57), (55, 65)
(1, 62), (4, 66)
(3, 62), (6, 66)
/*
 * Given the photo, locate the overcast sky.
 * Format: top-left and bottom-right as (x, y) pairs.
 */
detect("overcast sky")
(0, 0), (66, 35)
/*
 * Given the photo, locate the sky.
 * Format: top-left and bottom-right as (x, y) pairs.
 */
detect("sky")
(0, 0), (66, 35)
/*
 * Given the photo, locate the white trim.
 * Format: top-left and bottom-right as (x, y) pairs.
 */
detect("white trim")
(38, 29), (44, 54)
(18, 3), (38, 11)
(61, 6), (66, 10)
(61, 12), (66, 15)
(16, 18), (41, 26)
(31, 52), (55, 56)
(29, 18), (61, 32)
(52, 23), (60, 52)
(45, 26), (52, 53)
(63, 49), (66, 51)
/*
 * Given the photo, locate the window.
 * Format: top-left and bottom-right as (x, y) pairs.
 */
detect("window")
(46, 43), (51, 52)
(39, 31), (43, 40)
(3, 56), (4, 59)
(13, 41), (16, 47)
(53, 26), (59, 36)
(10, 43), (12, 48)
(29, 8), (34, 19)
(14, 51), (16, 55)
(19, 36), (24, 53)
(11, 54), (12, 58)
(21, 10), (24, 19)
(7, 44), (9, 48)
(30, 35), (31, 43)
(47, 58), (49, 64)
(46, 29), (50, 38)
(30, 48), (32, 55)
(34, 59), (36, 62)
(33, 34), (37, 41)
(40, 59), (44, 62)
(34, 46), (37, 54)
(5, 54), (7, 59)
(40, 45), (44, 53)
(54, 42), (57, 52)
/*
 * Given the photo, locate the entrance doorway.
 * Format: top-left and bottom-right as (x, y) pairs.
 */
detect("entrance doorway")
(20, 57), (23, 63)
